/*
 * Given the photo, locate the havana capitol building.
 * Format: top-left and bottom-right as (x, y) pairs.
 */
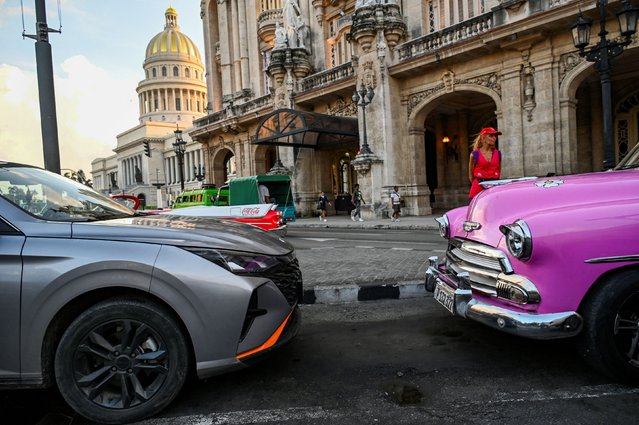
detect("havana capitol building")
(92, 0), (639, 217)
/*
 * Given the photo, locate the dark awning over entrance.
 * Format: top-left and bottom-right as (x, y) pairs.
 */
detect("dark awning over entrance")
(253, 108), (359, 150)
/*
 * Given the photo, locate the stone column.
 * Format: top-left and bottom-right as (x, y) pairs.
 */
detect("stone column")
(218, 3), (233, 103)
(350, 2), (407, 218)
(500, 66), (524, 178)
(238, 0), (250, 92)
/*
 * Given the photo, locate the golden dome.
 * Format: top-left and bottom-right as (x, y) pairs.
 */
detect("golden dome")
(145, 7), (201, 61)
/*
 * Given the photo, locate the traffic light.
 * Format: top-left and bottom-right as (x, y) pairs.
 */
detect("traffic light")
(143, 140), (151, 157)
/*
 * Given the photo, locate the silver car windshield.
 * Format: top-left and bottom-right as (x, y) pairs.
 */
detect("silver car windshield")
(0, 165), (135, 221)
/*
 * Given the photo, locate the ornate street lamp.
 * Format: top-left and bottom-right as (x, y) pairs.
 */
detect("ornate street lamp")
(173, 125), (187, 191)
(352, 84), (375, 155)
(193, 164), (206, 181)
(571, 0), (639, 169)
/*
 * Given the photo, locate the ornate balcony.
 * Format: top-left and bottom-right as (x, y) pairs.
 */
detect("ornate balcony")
(258, 8), (282, 44)
(397, 13), (493, 61)
(299, 62), (355, 92)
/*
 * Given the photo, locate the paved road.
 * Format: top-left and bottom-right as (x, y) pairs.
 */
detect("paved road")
(11, 298), (638, 425)
(286, 226), (447, 303)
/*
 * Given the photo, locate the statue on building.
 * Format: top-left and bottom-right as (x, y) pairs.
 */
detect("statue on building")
(135, 166), (143, 183)
(273, 22), (288, 50)
(296, 15), (309, 51)
(356, 0), (378, 7)
(283, 0), (301, 47)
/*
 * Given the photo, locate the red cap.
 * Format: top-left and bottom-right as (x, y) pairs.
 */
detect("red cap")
(479, 127), (502, 136)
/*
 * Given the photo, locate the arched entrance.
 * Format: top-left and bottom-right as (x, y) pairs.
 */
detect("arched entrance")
(254, 144), (277, 175)
(211, 148), (235, 185)
(562, 49), (639, 172)
(410, 88), (501, 211)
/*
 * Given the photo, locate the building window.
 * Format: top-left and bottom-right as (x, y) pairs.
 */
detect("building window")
(185, 68), (190, 78)
(152, 68), (157, 78)
(173, 66), (179, 77)
(162, 66), (167, 77)
(176, 98), (181, 111)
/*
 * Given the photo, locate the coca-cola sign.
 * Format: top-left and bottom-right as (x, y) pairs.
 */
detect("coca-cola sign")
(242, 207), (261, 216)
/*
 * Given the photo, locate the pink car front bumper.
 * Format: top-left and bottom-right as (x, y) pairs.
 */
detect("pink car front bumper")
(425, 256), (583, 340)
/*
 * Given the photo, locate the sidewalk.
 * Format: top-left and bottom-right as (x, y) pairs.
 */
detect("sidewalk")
(287, 213), (442, 305)
(288, 213), (440, 231)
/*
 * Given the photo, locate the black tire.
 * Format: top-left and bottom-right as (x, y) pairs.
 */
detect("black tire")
(577, 268), (639, 383)
(54, 298), (189, 424)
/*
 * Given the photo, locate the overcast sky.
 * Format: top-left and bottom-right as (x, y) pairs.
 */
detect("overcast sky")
(0, 0), (205, 174)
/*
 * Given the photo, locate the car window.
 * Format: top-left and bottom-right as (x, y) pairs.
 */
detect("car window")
(0, 165), (135, 222)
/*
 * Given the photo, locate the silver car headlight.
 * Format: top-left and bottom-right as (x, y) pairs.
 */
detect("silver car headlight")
(435, 215), (450, 239)
(183, 247), (282, 274)
(499, 219), (532, 261)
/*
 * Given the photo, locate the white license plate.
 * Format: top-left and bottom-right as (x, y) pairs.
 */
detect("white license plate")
(434, 281), (455, 315)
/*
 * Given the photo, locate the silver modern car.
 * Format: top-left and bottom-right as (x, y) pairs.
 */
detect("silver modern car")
(0, 161), (302, 424)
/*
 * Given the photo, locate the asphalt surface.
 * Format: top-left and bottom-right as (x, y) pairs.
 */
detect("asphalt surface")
(288, 214), (442, 304)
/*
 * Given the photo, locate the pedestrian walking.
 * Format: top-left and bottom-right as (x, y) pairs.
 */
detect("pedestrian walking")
(390, 186), (401, 222)
(469, 127), (503, 199)
(317, 191), (330, 222)
(350, 184), (365, 222)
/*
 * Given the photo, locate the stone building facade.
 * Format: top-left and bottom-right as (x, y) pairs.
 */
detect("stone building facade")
(91, 7), (209, 207)
(191, 0), (639, 217)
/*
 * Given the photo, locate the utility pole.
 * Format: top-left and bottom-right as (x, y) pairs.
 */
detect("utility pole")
(25, 0), (61, 173)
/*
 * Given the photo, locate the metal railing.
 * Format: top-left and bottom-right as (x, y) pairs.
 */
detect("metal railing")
(194, 94), (273, 128)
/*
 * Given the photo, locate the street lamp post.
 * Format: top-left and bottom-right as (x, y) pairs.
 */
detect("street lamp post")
(173, 126), (187, 191)
(571, 0), (639, 169)
(194, 164), (206, 181)
(352, 84), (375, 155)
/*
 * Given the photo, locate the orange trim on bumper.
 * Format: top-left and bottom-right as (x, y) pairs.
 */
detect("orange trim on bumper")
(236, 310), (293, 360)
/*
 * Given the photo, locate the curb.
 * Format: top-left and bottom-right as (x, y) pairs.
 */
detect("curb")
(302, 280), (429, 304)
(292, 223), (438, 231)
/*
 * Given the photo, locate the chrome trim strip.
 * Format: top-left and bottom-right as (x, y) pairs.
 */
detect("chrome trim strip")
(458, 239), (514, 274)
(463, 221), (481, 231)
(585, 255), (639, 264)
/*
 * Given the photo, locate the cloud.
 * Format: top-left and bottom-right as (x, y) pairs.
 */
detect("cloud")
(0, 0), (33, 29)
(0, 55), (139, 173)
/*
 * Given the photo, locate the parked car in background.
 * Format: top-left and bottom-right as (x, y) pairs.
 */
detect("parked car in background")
(0, 161), (302, 424)
(426, 143), (639, 382)
(172, 184), (224, 208)
(226, 175), (297, 222)
(113, 193), (287, 234)
(173, 176), (297, 221)
(162, 203), (287, 234)
(110, 193), (140, 210)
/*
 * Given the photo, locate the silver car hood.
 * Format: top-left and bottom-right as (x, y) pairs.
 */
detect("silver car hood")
(71, 214), (292, 256)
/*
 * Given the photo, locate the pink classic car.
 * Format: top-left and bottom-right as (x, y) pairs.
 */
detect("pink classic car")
(426, 145), (639, 381)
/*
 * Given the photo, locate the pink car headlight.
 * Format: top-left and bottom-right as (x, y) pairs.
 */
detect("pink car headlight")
(435, 215), (450, 239)
(499, 219), (533, 261)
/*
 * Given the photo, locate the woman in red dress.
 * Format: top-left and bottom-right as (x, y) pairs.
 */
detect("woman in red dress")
(468, 127), (502, 199)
